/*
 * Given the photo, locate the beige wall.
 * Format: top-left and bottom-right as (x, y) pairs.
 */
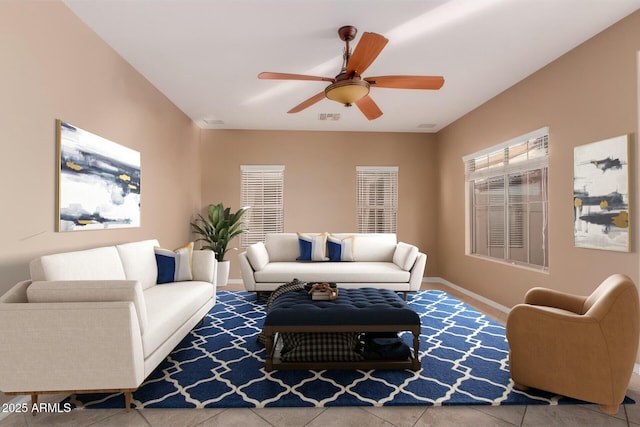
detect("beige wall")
(0, 1), (202, 297)
(199, 130), (439, 279)
(436, 11), (640, 308)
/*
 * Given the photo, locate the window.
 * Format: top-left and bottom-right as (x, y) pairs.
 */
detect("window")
(240, 165), (284, 247)
(356, 166), (398, 233)
(463, 128), (549, 270)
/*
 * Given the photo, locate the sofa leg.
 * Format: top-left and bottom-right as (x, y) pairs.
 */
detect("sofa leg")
(30, 393), (38, 416)
(403, 292), (408, 301)
(124, 390), (132, 412)
(599, 404), (619, 414)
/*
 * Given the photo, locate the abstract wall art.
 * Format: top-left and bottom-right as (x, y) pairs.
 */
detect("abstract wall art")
(57, 120), (141, 231)
(573, 134), (630, 252)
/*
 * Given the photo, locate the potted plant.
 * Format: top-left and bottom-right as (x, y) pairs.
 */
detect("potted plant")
(191, 203), (249, 286)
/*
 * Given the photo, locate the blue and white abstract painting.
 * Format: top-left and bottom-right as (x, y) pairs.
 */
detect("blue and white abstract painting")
(57, 120), (141, 231)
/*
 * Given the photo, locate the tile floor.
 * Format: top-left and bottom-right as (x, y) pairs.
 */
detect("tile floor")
(2, 281), (639, 427)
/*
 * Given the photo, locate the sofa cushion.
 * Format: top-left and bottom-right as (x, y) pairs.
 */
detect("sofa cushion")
(393, 242), (419, 271)
(116, 240), (160, 290)
(142, 281), (213, 357)
(26, 280), (148, 334)
(154, 242), (193, 284)
(30, 247), (127, 282)
(191, 250), (215, 283)
(296, 232), (329, 261)
(265, 233), (301, 262)
(333, 233), (397, 262)
(327, 235), (355, 262)
(254, 261), (410, 283)
(246, 242), (269, 271)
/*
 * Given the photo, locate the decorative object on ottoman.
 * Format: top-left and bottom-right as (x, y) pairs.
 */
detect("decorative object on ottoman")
(307, 282), (338, 300)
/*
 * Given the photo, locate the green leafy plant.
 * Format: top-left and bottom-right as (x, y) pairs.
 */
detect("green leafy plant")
(191, 203), (249, 262)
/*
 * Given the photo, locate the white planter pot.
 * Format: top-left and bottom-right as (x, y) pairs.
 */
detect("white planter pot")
(217, 260), (230, 286)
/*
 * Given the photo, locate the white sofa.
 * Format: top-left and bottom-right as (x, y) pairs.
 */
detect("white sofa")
(0, 239), (216, 411)
(239, 233), (427, 299)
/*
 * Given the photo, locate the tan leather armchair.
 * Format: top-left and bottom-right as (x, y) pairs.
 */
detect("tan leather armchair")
(506, 274), (639, 414)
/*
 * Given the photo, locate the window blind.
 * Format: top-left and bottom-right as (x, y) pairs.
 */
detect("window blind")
(463, 128), (549, 269)
(240, 165), (284, 247)
(356, 166), (398, 233)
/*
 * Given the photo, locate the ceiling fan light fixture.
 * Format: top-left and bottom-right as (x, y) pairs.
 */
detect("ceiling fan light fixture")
(324, 79), (370, 106)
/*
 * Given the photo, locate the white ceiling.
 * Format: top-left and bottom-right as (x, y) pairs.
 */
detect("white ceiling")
(64, 0), (640, 133)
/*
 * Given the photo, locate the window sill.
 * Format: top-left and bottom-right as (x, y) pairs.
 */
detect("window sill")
(466, 253), (549, 274)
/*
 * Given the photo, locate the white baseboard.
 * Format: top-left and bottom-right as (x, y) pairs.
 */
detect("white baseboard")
(424, 276), (511, 314)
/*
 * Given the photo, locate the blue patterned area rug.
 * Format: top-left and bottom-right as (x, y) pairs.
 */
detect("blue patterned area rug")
(66, 290), (633, 409)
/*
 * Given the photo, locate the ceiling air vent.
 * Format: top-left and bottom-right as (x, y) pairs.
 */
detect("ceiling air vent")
(417, 123), (436, 129)
(318, 113), (341, 121)
(204, 119), (225, 125)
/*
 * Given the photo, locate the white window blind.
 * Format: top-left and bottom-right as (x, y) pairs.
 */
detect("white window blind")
(240, 165), (284, 247)
(463, 128), (549, 269)
(356, 166), (398, 233)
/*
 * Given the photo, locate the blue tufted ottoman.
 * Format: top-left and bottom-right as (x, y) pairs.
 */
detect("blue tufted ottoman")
(263, 288), (421, 371)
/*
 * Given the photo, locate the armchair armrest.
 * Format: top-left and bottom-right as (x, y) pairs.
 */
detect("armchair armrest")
(26, 280), (148, 333)
(524, 287), (587, 314)
(0, 300), (145, 393)
(192, 250), (217, 285)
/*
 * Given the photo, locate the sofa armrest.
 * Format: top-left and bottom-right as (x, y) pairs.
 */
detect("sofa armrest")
(192, 250), (217, 285)
(0, 300), (145, 393)
(408, 252), (427, 291)
(238, 252), (257, 291)
(26, 280), (148, 334)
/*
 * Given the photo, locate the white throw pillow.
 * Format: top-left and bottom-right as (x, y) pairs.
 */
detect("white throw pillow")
(393, 242), (419, 271)
(246, 242), (270, 271)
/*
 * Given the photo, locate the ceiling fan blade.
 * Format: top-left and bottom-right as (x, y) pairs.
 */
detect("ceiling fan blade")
(287, 91), (326, 113)
(258, 72), (335, 82)
(355, 95), (383, 120)
(346, 32), (389, 77)
(365, 75), (445, 90)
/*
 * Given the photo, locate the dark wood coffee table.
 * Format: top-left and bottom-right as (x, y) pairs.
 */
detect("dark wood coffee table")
(262, 288), (421, 371)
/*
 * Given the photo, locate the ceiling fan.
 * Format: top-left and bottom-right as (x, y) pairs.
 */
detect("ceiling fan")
(258, 25), (444, 120)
